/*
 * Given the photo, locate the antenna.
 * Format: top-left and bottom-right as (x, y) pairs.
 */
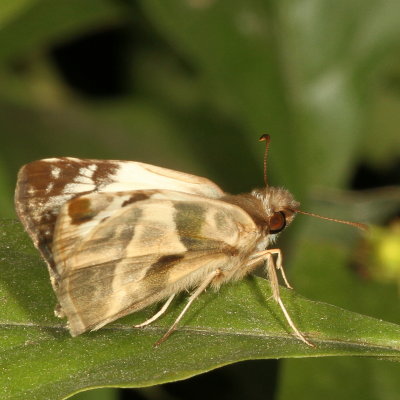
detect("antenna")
(295, 209), (368, 231)
(258, 134), (367, 232)
(259, 134), (270, 187)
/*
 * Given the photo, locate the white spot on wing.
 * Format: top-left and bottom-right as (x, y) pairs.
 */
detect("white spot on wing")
(45, 182), (54, 194)
(88, 164), (98, 172)
(42, 158), (62, 162)
(65, 157), (81, 161)
(64, 182), (96, 194)
(36, 194), (69, 216)
(51, 167), (61, 179)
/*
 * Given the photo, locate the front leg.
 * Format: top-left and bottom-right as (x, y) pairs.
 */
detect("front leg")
(246, 249), (314, 347)
(247, 248), (292, 289)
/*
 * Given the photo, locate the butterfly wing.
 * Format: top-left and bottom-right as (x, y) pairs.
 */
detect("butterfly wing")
(51, 190), (258, 336)
(15, 158), (224, 279)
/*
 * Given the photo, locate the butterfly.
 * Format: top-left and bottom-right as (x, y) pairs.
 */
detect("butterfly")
(14, 135), (365, 346)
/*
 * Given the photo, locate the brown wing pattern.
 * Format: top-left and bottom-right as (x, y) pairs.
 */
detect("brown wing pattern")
(52, 191), (257, 335)
(15, 158), (224, 282)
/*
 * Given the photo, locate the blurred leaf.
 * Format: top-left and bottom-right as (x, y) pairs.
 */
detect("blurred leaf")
(309, 187), (400, 225)
(141, 0), (302, 191)
(0, 158), (13, 218)
(1, 219), (400, 400)
(0, 0), (37, 26)
(364, 56), (400, 166)
(141, 0), (400, 193)
(0, 0), (124, 63)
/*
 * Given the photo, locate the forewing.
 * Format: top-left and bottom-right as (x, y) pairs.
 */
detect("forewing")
(14, 158), (224, 275)
(52, 190), (257, 336)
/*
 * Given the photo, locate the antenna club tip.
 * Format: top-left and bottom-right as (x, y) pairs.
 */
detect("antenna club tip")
(259, 134), (271, 143)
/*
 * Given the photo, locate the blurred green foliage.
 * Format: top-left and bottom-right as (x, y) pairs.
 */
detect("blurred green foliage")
(1, 0), (399, 399)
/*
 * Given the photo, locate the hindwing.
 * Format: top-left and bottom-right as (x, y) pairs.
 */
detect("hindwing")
(52, 190), (257, 336)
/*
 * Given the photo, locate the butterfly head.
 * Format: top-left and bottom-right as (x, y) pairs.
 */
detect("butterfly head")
(251, 186), (299, 235)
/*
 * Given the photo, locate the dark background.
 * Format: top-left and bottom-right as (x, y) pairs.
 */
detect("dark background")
(1, 1), (399, 400)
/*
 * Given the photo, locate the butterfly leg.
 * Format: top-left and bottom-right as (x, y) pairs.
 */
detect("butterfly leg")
(268, 248), (292, 289)
(154, 268), (222, 346)
(248, 248), (292, 289)
(264, 252), (314, 347)
(247, 249), (313, 347)
(134, 294), (176, 328)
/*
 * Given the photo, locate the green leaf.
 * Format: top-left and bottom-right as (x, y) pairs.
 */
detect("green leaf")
(141, 0), (303, 191)
(141, 0), (400, 192)
(1, 219), (400, 400)
(0, 0), (124, 63)
(0, 0), (37, 27)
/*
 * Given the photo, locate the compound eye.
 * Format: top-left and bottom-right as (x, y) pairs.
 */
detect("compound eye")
(269, 211), (286, 234)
